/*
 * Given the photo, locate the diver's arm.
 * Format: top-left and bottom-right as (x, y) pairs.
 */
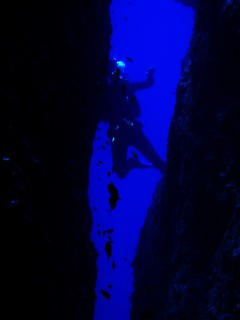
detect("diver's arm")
(130, 67), (155, 91)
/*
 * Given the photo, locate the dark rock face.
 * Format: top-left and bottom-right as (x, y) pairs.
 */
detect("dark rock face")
(131, 1), (240, 319)
(1, 1), (111, 319)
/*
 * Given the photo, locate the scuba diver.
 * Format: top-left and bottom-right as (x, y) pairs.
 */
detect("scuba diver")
(102, 58), (166, 179)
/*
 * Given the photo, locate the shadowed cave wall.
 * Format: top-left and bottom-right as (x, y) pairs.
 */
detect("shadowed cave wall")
(1, 1), (111, 319)
(131, 0), (240, 319)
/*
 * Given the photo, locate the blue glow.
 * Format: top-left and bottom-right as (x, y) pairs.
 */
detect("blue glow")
(116, 61), (126, 68)
(89, 1), (194, 319)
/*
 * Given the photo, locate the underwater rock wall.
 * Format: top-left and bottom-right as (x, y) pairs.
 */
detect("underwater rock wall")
(1, 1), (111, 319)
(131, 1), (240, 319)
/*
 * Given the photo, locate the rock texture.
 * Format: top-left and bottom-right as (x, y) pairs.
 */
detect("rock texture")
(1, 1), (111, 319)
(131, 1), (240, 319)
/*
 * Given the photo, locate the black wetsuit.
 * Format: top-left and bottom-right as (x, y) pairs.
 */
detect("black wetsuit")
(104, 74), (165, 178)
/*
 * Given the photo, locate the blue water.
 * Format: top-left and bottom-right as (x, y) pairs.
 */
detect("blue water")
(89, 1), (194, 319)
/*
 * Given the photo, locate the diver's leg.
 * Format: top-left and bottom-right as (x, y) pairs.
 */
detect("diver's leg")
(130, 128), (166, 173)
(111, 128), (151, 178)
(111, 131), (129, 178)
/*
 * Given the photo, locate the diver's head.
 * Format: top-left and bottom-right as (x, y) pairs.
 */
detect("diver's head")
(107, 58), (127, 80)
